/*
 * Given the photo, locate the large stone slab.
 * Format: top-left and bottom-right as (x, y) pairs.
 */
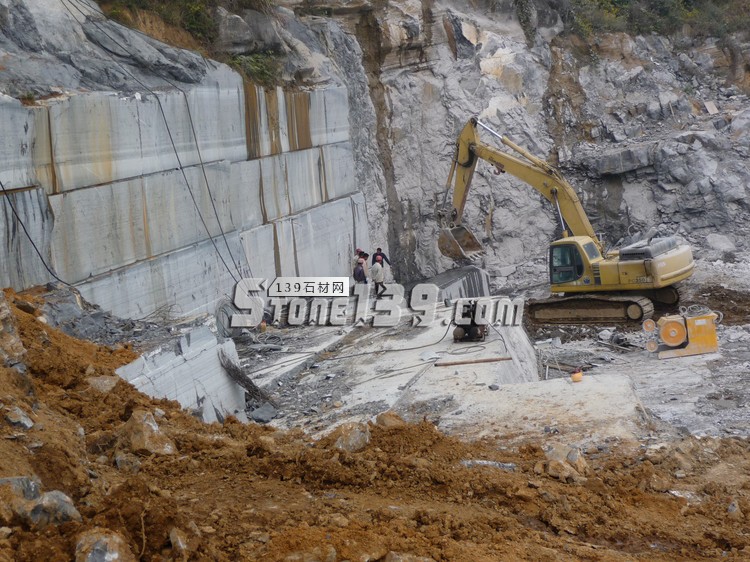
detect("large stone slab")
(116, 327), (246, 424)
(239, 224), (277, 280)
(0, 188), (54, 289)
(309, 87), (350, 147)
(76, 232), (246, 319)
(48, 161), (248, 283)
(228, 159), (263, 230)
(142, 161), (235, 257)
(260, 154), (291, 221)
(48, 178), (147, 283)
(48, 76), (246, 192)
(321, 142), (357, 200)
(292, 197), (354, 277)
(286, 148), (324, 213)
(0, 98), (53, 191)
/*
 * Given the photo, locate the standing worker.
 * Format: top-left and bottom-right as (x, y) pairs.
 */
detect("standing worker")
(371, 255), (386, 299)
(371, 247), (391, 266)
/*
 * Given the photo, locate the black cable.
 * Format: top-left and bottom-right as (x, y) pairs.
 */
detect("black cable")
(60, 0), (240, 283)
(489, 322), (509, 352)
(0, 180), (73, 287)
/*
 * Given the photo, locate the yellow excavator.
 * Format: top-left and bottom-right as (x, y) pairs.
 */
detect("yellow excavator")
(438, 117), (695, 323)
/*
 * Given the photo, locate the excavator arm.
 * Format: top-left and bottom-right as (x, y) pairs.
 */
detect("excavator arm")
(441, 117), (602, 258)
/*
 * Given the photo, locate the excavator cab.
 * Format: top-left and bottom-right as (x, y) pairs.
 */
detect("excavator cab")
(438, 225), (483, 260)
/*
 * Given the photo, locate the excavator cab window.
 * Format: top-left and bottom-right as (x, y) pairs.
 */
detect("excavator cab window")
(550, 245), (584, 284)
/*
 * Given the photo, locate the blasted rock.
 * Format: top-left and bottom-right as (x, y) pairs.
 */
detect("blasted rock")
(589, 143), (655, 175)
(86, 376), (119, 394)
(545, 444), (590, 476)
(75, 527), (137, 562)
(0, 294), (25, 365)
(22, 491), (82, 528)
(330, 422), (371, 453)
(169, 526), (192, 556)
(0, 476), (41, 500)
(282, 545), (337, 562)
(375, 411), (407, 428)
(118, 409), (176, 456)
(114, 452), (141, 474)
(249, 402), (277, 424)
(5, 406), (34, 430)
(442, 11), (476, 59)
(705, 233), (736, 253)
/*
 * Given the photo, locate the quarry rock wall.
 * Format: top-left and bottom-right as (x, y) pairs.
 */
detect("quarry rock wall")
(0, 76), (367, 318)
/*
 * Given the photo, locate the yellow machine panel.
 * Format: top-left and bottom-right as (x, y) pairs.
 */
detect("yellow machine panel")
(644, 310), (720, 359)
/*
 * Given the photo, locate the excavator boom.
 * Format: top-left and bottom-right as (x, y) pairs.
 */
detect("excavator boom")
(441, 117), (602, 257)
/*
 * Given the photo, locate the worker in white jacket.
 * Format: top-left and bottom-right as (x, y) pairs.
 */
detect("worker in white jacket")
(370, 255), (386, 299)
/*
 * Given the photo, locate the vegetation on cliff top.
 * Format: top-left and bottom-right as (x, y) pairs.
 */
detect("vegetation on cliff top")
(570, 0), (750, 38)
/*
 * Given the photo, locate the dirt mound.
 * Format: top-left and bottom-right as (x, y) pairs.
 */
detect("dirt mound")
(0, 292), (749, 561)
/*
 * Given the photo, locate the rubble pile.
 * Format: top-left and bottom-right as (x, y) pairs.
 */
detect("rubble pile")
(0, 290), (749, 560)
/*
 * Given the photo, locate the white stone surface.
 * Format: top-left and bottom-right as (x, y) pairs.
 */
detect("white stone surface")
(48, 78), (246, 192)
(0, 100), (53, 191)
(0, 188), (54, 289)
(425, 266), (491, 300)
(77, 233), (245, 319)
(239, 224), (277, 280)
(251, 301), (542, 439)
(321, 142), (357, 200)
(48, 162), (248, 283)
(273, 218), (297, 276)
(142, 162), (234, 257)
(350, 192), (370, 254)
(286, 148), (324, 213)
(245, 84), (273, 159)
(116, 327), (246, 424)
(48, 178), (147, 282)
(309, 87), (350, 147)
(228, 160), (263, 230)
(292, 197), (353, 277)
(260, 154), (291, 221)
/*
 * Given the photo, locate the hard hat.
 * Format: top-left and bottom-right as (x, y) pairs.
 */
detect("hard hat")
(355, 248), (362, 253)
(375, 255), (383, 262)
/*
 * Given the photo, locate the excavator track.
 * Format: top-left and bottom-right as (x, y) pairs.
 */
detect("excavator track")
(527, 294), (654, 324)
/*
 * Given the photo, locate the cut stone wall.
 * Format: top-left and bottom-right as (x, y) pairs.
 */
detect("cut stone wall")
(0, 77), (368, 319)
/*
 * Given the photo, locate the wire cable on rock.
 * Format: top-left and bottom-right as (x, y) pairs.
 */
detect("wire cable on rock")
(0, 180), (72, 288)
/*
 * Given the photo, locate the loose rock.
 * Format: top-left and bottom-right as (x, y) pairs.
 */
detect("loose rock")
(330, 422), (371, 453)
(75, 527), (137, 562)
(117, 409), (176, 456)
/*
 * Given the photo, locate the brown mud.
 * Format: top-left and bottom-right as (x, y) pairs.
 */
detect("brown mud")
(0, 292), (748, 561)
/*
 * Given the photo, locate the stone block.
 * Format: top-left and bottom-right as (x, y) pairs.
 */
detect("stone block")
(0, 188), (54, 289)
(0, 99), (53, 191)
(116, 327), (246, 424)
(321, 142), (357, 200)
(286, 148), (324, 213)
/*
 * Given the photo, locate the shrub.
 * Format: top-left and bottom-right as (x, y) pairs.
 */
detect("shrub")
(231, 53), (282, 87)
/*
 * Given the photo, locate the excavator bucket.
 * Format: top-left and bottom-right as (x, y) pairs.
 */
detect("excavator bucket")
(438, 225), (483, 260)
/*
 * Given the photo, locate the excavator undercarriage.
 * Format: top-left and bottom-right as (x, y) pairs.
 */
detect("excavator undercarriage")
(527, 294), (655, 324)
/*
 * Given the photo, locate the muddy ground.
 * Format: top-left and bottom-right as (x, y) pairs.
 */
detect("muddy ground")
(0, 279), (749, 561)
